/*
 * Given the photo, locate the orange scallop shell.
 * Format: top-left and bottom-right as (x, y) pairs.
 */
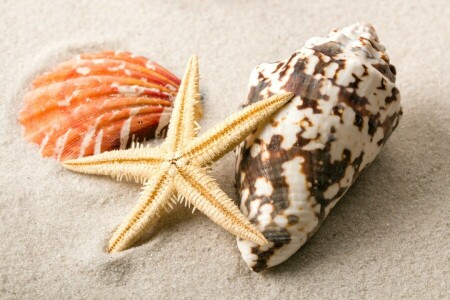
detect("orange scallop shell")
(19, 51), (180, 160)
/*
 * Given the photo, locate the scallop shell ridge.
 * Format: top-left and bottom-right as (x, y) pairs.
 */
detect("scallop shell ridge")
(19, 51), (182, 160)
(236, 23), (402, 272)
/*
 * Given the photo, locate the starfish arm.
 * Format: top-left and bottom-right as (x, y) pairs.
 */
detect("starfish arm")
(183, 92), (294, 166)
(174, 164), (267, 246)
(108, 168), (174, 253)
(164, 55), (202, 153)
(62, 145), (164, 183)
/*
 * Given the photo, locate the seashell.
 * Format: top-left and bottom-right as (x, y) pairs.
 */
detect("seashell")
(19, 51), (181, 160)
(235, 23), (402, 272)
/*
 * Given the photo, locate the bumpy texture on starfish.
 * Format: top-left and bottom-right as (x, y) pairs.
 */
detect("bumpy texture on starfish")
(63, 55), (293, 253)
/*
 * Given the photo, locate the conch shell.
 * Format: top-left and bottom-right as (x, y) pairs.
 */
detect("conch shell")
(235, 23), (402, 271)
(19, 51), (182, 160)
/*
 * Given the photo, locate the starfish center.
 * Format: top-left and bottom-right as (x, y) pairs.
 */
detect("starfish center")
(168, 164), (177, 177)
(166, 153), (188, 176)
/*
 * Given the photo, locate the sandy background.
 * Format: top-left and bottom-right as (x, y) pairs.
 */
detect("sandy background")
(1, 0), (449, 299)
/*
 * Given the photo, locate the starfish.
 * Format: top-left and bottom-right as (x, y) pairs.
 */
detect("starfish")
(63, 55), (293, 253)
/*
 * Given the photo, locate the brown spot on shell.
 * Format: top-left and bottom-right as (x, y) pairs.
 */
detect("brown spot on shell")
(385, 87), (400, 104)
(354, 113), (364, 129)
(372, 63), (396, 83)
(250, 228), (292, 272)
(313, 41), (343, 56)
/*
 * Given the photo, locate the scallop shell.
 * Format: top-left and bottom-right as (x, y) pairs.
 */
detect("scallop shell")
(236, 23), (402, 272)
(19, 51), (181, 160)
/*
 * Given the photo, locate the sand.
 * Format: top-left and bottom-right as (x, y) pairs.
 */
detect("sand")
(1, 0), (449, 299)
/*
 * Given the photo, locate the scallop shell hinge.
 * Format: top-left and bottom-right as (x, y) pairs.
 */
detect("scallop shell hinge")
(235, 23), (402, 272)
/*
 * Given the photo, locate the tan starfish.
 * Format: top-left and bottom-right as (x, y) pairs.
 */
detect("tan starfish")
(63, 55), (293, 253)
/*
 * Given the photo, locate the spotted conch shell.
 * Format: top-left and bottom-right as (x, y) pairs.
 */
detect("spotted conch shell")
(236, 23), (402, 271)
(19, 51), (184, 160)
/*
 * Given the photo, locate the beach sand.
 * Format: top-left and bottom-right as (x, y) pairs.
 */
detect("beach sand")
(1, 1), (449, 298)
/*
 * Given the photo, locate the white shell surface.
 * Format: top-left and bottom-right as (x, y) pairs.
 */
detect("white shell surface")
(236, 23), (402, 272)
